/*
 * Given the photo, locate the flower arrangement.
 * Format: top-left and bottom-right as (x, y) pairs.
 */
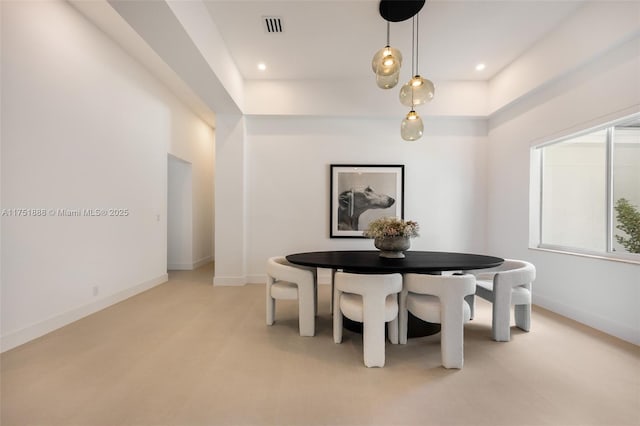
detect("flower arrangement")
(363, 217), (420, 239)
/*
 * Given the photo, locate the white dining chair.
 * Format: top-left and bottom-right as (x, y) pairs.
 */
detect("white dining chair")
(333, 272), (402, 368)
(466, 259), (536, 342)
(266, 256), (318, 336)
(399, 273), (476, 369)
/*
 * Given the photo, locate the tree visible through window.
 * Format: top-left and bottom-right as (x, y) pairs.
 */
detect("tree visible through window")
(614, 198), (640, 253)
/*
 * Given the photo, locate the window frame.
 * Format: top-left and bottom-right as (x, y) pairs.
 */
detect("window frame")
(530, 113), (640, 264)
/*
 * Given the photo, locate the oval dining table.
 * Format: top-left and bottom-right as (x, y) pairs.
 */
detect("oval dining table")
(286, 250), (504, 337)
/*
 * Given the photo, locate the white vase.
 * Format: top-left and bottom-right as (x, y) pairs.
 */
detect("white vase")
(374, 236), (410, 258)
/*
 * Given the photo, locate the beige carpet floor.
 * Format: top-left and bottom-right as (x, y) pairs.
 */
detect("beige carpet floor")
(1, 263), (639, 426)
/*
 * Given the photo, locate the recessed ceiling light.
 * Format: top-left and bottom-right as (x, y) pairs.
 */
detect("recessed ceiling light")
(475, 63), (486, 71)
(257, 63), (267, 71)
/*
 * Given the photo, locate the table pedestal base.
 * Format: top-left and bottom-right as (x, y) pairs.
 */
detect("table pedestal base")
(343, 312), (440, 338)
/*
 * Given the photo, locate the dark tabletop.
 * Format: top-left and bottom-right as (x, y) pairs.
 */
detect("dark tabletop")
(286, 250), (504, 273)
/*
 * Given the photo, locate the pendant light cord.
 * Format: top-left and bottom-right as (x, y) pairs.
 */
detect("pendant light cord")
(411, 16), (416, 76)
(411, 16), (418, 107)
(415, 13), (419, 76)
(386, 21), (390, 46)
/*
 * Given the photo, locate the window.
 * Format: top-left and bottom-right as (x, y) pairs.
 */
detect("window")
(532, 115), (640, 261)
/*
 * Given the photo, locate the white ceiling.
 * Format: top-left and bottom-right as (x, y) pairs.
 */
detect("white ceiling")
(203, 0), (584, 82)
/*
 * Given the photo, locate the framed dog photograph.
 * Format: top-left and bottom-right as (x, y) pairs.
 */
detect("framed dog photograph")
(330, 164), (404, 238)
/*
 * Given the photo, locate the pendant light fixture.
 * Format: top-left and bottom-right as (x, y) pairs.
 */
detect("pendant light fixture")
(371, 21), (402, 89)
(401, 108), (424, 141)
(400, 15), (425, 141)
(376, 72), (400, 90)
(400, 47), (424, 142)
(399, 14), (435, 108)
(375, 0), (430, 141)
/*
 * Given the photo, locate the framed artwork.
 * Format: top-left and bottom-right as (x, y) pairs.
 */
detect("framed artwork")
(330, 164), (404, 238)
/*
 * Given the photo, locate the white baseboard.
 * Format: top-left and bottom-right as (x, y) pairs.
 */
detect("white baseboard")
(192, 256), (212, 269)
(168, 263), (193, 270)
(168, 256), (212, 271)
(534, 294), (639, 345)
(0, 273), (168, 353)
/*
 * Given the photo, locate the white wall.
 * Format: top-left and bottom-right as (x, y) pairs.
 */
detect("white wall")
(245, 80), (489, 118)
(487, 35), (640, 344)
(213, 114), (248, 285)
(242, 115), (488, 283)
(0, 0), (214, 351)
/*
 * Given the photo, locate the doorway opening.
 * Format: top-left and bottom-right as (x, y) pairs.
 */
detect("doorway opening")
(167, 154), (193, 270)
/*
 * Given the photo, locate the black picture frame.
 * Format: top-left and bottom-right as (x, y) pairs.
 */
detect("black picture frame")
(330, 164), (405, 238)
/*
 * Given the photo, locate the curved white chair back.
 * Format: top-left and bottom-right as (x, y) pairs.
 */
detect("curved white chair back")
(400, 273), (476, 369)
(471, 259), (535, 342)
(404, 273), (476, 299)
(475, 259), (535, 284)
(267, 256), (317, 284)
(333, 272), (402, 368)
(266, 256), (318, 337)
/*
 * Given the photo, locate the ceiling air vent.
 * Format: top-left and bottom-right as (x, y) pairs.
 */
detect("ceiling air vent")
(263, 16), (283, 33)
